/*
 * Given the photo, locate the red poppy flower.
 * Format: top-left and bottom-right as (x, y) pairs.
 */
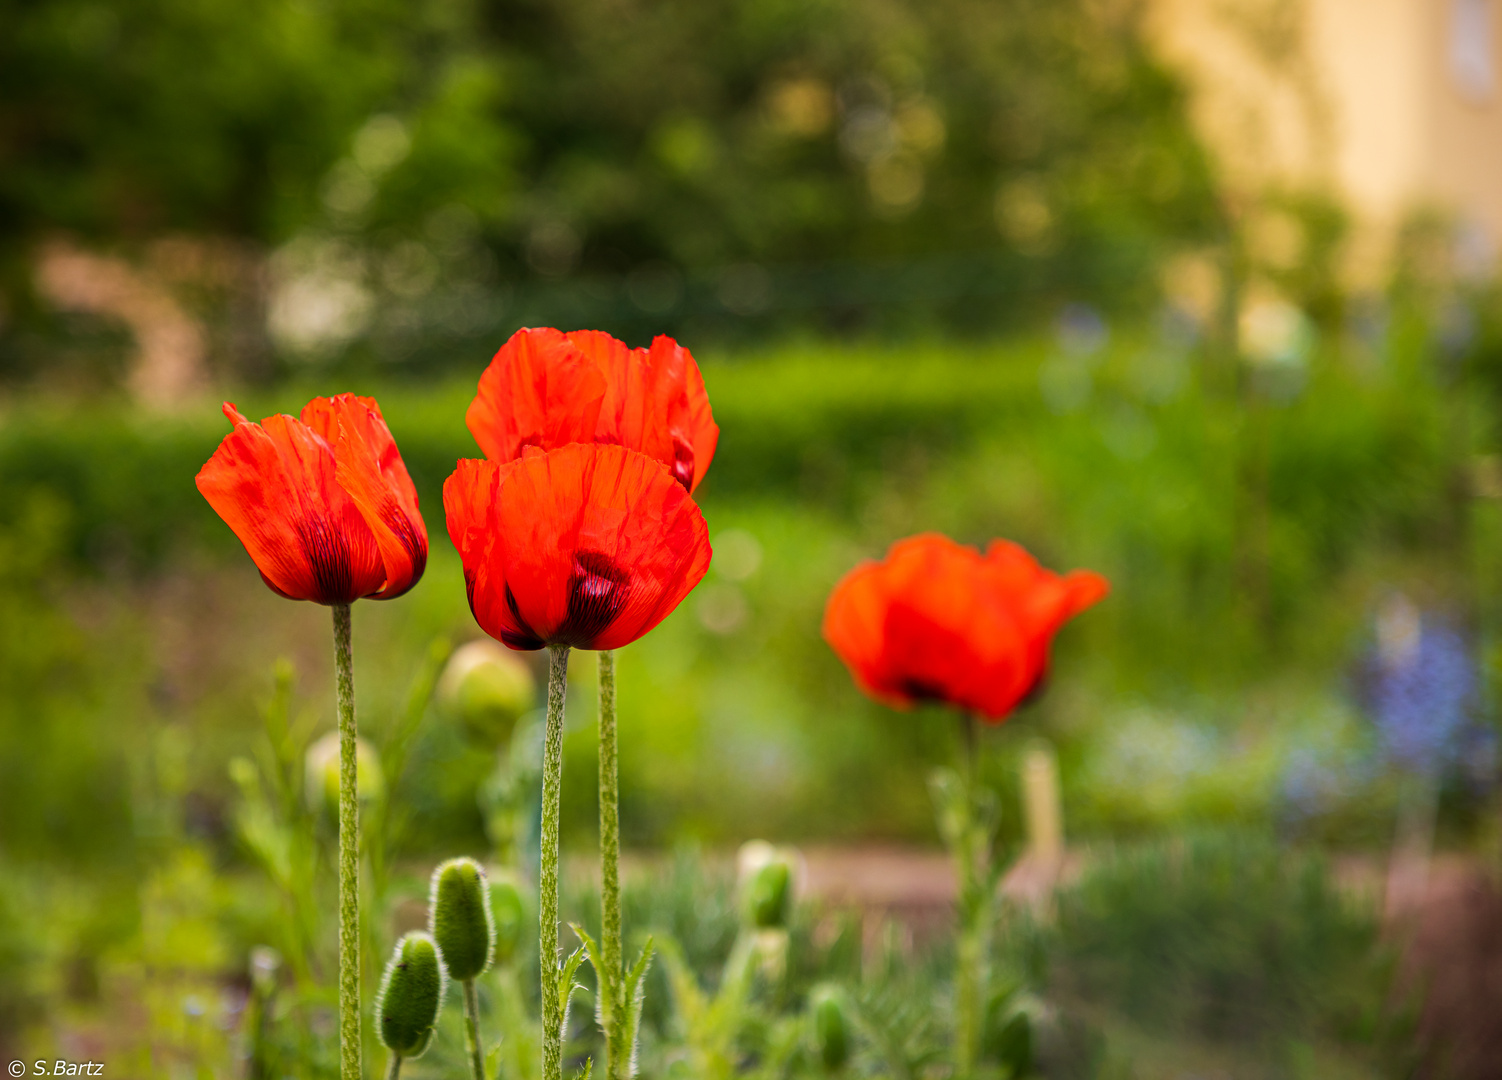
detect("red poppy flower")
(822, 533), (1107, 721)
(197, 395), (428, 605)
(444, 442), (711, 651)
(465, 327), (719, 493)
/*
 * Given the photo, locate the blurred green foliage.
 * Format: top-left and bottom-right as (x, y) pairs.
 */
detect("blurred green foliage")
(1050, 832), (1418, 1075)
(0, 0), (485, 245)
(0, 323), (1493, 856)
(0, 311), (1492, 1070)
(0, 0), (1220, 374)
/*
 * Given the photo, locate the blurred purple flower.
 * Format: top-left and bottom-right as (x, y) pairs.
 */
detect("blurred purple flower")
(1362, 608), (1484, 780)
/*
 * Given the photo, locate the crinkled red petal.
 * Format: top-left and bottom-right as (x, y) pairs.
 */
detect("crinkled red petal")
(445, 443), (711, 651)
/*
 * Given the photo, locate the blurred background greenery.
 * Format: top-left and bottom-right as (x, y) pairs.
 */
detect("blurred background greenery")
(4, 0), (1502, 1075)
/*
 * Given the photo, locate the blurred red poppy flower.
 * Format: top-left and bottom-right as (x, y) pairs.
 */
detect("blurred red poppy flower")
(444, 442), (711, 651)
(197, 396), (428, 605)
(822, 533), (1107, 721)
(465, 327), (719, 493)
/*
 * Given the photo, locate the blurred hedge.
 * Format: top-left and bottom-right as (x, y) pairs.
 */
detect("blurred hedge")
(0, 332), (1465, 659)
(1, 330), (1494, 860)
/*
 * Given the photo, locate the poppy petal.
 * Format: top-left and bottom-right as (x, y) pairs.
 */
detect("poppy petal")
(445, 444), (711, 651)
(197, 405), (384, 604)
(823, 532), (1106, 722)
(466, 327), (608, 463)
(446, 458), (544, 649)
(647, 335), (719, 493)
(323, 395), (429, 599)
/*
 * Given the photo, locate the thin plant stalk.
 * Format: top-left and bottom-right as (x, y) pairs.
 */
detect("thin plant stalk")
(333, 602), (361, 1080)
(541, 644), (572, 1080)
(953, 713), (990, 1079)
(598, 648), (624, 1078)
(462, 978), (486, 1080)
(385, 1055), (402, 1080)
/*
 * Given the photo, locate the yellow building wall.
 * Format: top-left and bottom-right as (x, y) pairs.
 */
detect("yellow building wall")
(1145, 0), (1502, 279)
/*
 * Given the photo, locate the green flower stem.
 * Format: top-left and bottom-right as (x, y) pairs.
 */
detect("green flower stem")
(541, 644), (571, 1080)
(384, 1055), (402, 1080)
(333, 603), (361, 1080)
(953, 713), (989, 1079)
(598, 648), (624, 1079)
(462, 978), (486, 1080)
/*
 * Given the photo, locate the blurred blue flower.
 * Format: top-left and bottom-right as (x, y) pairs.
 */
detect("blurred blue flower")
(1363, 604), (1485, 780)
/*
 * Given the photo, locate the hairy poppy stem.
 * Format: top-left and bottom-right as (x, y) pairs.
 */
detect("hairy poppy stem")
(541, 644), (571, 1080)
(462, 978), (485, 1080)
(954, 712), (987, 1079)
(598, 649), (624, 1079)
(385, 1055), (402, 1080)
(332, 602), (361, 1080)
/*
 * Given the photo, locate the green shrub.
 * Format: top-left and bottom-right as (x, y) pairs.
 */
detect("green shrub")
(1050, 832), (1415, 1069)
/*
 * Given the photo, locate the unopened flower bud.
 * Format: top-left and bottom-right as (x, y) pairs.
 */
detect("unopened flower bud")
(738, 841), (798, 929)
(749, 861), (791, 928)
(305, 732), (383, 817)
(490, 873), (526, 966)
(809, 984), (849, 1071)
(376, 932), (445, 1057)
(429, 857), (495, 981)
(439, 641), (536, 744)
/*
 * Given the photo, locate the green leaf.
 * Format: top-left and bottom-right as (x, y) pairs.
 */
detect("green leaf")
(570, 922), (613, 1026)
(620, 937), (655, 1078)
(557, 942), (589, 1040)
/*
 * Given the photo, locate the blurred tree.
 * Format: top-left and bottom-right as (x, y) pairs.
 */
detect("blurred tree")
(0, 0), (486, 243)
(482, 0), (1219, 278)
(1, 0), (1221, 384)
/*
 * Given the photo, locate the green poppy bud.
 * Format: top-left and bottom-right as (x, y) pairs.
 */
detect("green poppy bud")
(748, 860), (791, 928)
(376, 932), (445, 1058)
(809, 984), (849, 1071)
(738, 840), (800, 929)
(438, 640), (536, 744)
(490, 873), (526, 966)
(305, 732), (383, 817)
(429, 857), (495, 981)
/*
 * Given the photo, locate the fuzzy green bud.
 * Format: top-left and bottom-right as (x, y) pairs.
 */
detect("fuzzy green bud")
(439, 641), (536, 744)
(429, 857), (495, 981)
(305, 731), (383, 816)
(748, 860), (791, 928)
(490, 874), (526, 966)
(738, 840), (799, 929)
(376, 932), (445, 1057)
(809, 984), (849, 1071)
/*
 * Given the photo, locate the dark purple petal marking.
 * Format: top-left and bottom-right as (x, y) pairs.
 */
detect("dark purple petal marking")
(502, 583), (545, 650)
(556, 550), (631, 647)
(376, 500), (427, 598)
(297, 515), (355, 604)
(897, 677), (949, 703)
(670, 436), (695, 491)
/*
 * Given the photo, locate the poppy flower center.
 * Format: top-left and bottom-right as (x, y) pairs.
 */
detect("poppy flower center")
(559, 550), (632, 647)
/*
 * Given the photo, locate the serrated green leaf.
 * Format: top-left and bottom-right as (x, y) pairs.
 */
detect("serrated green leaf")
(570, 922), (613, 1026)
(557, 942), (588, 1041)
(621, 937), (655, 1078)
